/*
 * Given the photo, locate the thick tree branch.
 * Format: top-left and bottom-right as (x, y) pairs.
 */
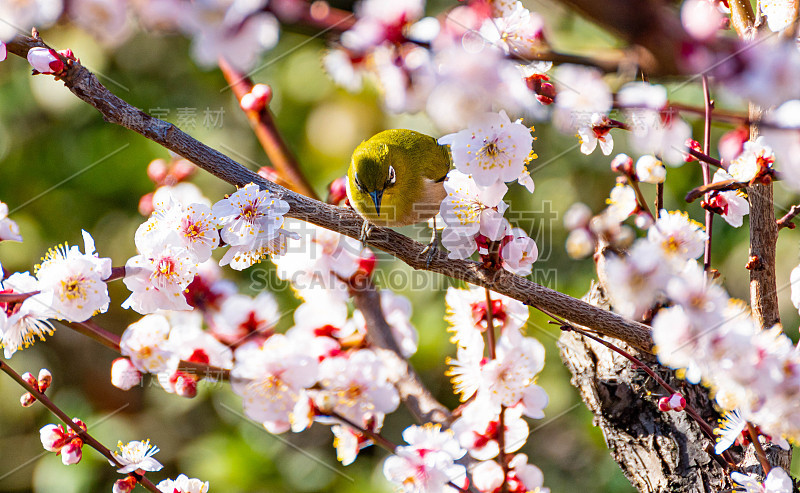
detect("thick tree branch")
(7, 35), (654, 354)
(350, 279), (452, 424)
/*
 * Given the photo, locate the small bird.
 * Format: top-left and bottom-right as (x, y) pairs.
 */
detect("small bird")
(347, 129), (451, 257)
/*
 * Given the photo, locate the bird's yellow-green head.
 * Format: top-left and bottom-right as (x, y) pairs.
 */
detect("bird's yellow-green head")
(346, 129), (450, 228)
(348, 142), (397, 219)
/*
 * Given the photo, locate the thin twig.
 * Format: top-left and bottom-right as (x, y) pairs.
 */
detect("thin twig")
(218, 58), (319, 200)
(484, 289), (508, 493)
(685, 148), (727, 170)
(685, 180), (747, 203)
(776, 205), (800, 230)
(747, 422), (772, 475)
(701, 75), (714, 274)
(0, 360), (161, 492)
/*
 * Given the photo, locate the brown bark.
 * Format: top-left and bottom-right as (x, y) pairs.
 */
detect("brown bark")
(558, 283), (733, 493)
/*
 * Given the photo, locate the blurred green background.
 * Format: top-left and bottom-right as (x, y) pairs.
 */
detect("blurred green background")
(1, 1), (800, 492)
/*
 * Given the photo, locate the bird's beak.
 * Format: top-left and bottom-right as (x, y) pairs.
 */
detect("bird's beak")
(369, 190), (383, 215)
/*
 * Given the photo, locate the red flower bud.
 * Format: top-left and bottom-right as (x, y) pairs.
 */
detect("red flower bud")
(327, 176), (348, 205)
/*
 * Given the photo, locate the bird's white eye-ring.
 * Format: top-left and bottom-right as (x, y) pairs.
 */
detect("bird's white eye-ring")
(386, 165), (396, 186)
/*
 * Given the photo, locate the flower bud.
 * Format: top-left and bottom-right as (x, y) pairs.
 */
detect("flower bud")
(169, 159), (196, 182)
(258, 166), (280, 183)
(657, 396), (672, 412)
(173, 373), (198, 398)
(146, 159), (169, 184)
(668, 393), (686, 411)
(536, 82), (555, 105)
(0, 41), (6, 62)
(610, 153), (634, 177)
(113, 476), (137, 493)
(718, 127), (749, 163)
(60, 439), (83, 465)
(327, 176), (348, 205)
(634, 211), (654, 230)
(22, 371), (38, 389)
(356, 249), (377, 277)
(38, 368), (52, 393)
(20, 392), (36, 407)
(27, 47), (65, 74)
(251, 84), (272, 105)
(69, 418), (87, 433)
(684, 139), (701, 162)
(138, 193), (154, 216)
(240, 93), (262, 112)
(111, 358), (143, 391)
(563, 202), (592, 231)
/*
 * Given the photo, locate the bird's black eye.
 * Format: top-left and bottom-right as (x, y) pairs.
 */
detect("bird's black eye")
(385, 165), (396, 187)
(354, 173), (367, 192)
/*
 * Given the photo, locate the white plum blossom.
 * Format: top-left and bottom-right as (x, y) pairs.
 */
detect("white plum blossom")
(111, 439), (163, 474)
(728, 137), (775, 183)
(35, 230), (112, 322)
(210, 292), (280, 345)
(120, 314), (176, 373)
(0, 0), (62, 41)
(635, 155), (666, 184)
(231, 334), (319, 434)
(761, 0), (798, 31)
(500, 228), (538, 276)
(617, 81), (668, 111)
(156, 474), (209, 493)
(213, 183), (292, 270)
(647, 210), (706, 262)
(447, 343), (486, 401)
(553, 65), (612, 131)
(439, 170), (509, 241)
(713, 408), (747, 454)
(383, 424), (467, 493)
(706, 170), (749, 227)
(121, 246), (196, 314)
(273, 221), (365, 302)
(479, 2), (545, 57)
(478, 332), (549, 418)
(451, 398), (529, 460)
(315, 349), (400, 425)
(332, 424), (373, 466)
(0, 272), (54, 358)
(153, 182), (211, 209)
(0, 202), (22, 242)
(731, 467), (793, 493)
(439, 111), (534, 188)
(445, 286), (529, 350)
(681, 0), (725, 40)
(566, 228), (594, 259)
(136, 199), (219, 263)
(604, 240), (670, 320)
(181, 1), (279, 72)
(158, 322), (233, 396)
(69, 0), (132, 46)
(578, 113), (614, 155)
(605, 184), (638, 222)
(472, 454), (549, 493)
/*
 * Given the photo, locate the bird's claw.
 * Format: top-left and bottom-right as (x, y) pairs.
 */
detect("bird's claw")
(360, 221), (373, 249)
(421, 236), (439, 268)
